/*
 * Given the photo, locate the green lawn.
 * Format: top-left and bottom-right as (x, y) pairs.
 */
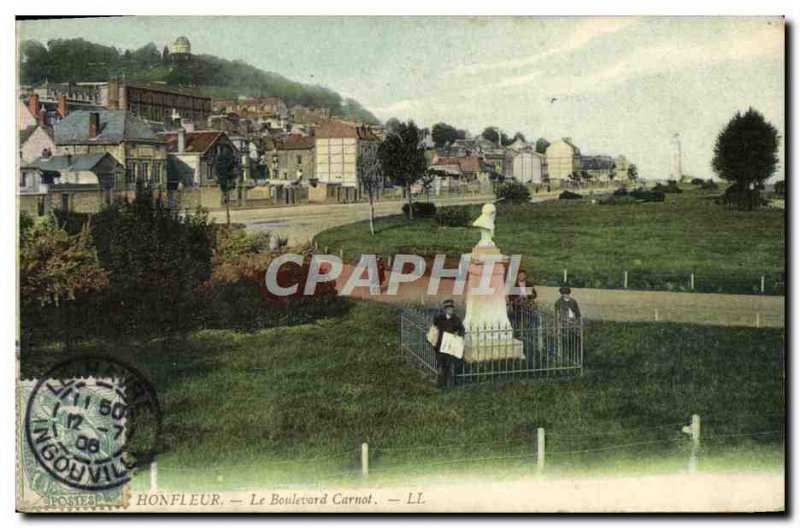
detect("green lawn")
(22, 300), (785, 490)
(314, 190), (785, 294)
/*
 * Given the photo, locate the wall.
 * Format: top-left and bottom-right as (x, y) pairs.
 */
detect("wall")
(275, 148), (315, 182)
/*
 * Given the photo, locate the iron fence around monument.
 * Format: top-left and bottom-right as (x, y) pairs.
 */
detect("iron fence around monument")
(399, 302), (583, 386)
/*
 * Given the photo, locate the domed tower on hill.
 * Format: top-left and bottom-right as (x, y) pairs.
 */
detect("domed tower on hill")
(169, 36), (192, 63)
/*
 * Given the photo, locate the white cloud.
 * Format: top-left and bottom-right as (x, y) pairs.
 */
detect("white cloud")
(450, 17), (638, 76)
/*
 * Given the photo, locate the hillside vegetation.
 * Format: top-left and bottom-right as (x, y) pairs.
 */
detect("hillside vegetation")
(19, 38), (379, 124)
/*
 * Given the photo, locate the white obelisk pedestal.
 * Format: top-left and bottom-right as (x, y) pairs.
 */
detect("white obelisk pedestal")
(461, 241), (524, 363)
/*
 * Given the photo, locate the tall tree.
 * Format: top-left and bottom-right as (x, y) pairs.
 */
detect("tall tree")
(378, 120), (429, 220)
(216, 145), (238, 228)
(628, 163), (638, 182)
(712, 108), (780, 210)
(481, 127), (502, 145)
(431, 122), (466, 148)
(357, 142), (383, 235)
(535, 137), (551, 154)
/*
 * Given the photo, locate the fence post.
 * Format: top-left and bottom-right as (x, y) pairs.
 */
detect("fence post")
(654, 308), (659, 322)
(682, 414), (701, 473)
(563, 269), (568, 284)
(756, 312), (761, 328)
(339, 247), (344, 259)
(150, 461), (158, 492)
(690, 273), (695, 291)
(536, 427), (545, 475)
(361, 442), (369, 479)
(623, 270), (628, 289)
(324, 245), (329, 254)
(761, 275), (765, 294)
(690, 414), (701, 473)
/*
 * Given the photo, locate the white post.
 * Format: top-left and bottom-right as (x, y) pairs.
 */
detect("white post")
(536, 427), (545, 475)
(756, 312), (761, 328)
(689, 414), (701, 473)
(339, 247), (344, 259)
(563, 269), (568, 284)
(654, 308), (659, 321)
(690, 273), (695, 291)
(150, 461), (158, 492)
(761, 275), (765, 294)
(623, 270), (628, 289)
(361, 442), (369, 479)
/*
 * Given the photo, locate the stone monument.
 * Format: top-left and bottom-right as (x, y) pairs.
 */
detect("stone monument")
(461, 203), (524, 362)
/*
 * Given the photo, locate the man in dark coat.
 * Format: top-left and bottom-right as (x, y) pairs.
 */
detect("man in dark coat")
(433, 299), (465, 388)
(554, 286), (582, 363)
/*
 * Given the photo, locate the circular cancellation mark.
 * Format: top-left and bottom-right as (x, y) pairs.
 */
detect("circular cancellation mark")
(24, 355), (162, 491)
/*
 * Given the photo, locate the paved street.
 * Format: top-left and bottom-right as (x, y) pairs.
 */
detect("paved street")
(209, 188), (606, 245)
(332, 265), (785, 328)
(208, 194), (494, 246)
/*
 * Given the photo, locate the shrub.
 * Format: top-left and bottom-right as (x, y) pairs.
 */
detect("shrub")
(773, 180), (785, 197)
(700, 179), (719, 191)
(559, 190), (583, 200)
(690, 177), (705, 186)
(612, 188), (629, 197)
(494, 181), (531, 204)
(402, 201), (437, 218)
(436, 205), (472, 227)
(629, 188), (666, 202)
(653, 181), (682, 194)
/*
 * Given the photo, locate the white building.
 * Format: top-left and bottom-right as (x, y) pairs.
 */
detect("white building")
(314, 121), (377, 188)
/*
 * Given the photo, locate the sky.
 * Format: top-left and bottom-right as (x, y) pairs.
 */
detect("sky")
(17, 16), (785, 181)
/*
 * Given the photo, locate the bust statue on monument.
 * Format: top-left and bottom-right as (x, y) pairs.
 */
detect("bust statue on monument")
(472, 203), (497, 247)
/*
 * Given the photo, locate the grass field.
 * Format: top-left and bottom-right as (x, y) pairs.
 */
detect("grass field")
(314, 190), (785, 294)
(22, 300), (785, 490)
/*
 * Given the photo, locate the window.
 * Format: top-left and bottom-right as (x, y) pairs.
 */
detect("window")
(296, 155), (302, 165)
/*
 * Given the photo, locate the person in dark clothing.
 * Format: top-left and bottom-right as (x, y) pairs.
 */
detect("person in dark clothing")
(432, 299), (465, 388)
(554, 286), (581, 321)
(507, 268), (538, 326)
(553, 286), (582, 363)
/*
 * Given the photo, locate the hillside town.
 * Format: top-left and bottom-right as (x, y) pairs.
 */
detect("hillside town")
(17, 36), (638, 217)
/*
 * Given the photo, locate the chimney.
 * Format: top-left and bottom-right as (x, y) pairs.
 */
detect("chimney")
(177, 127), (186, 153)
(27, 94), (41, 123)
(89, 112), (100, 139)
(107, 78), (120, 109)
(56, 95), (68, 118)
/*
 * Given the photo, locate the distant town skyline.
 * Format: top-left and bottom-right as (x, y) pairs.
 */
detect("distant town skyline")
(18, 16), (785, 181)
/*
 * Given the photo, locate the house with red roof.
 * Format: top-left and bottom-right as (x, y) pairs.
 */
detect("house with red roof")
(162, 129), (240, 189)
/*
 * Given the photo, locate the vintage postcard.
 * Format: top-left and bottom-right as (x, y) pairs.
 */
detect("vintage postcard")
(14, 15), (786, 513)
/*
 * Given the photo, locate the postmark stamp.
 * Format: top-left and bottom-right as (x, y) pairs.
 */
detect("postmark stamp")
(18, 355), (161, 511)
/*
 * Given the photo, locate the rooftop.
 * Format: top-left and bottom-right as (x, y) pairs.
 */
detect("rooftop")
(162, 130), (225, 154)
(31, 152), (118, 173)
(54, 110), (162, 145)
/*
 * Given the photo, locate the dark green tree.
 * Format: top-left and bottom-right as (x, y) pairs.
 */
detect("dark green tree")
(431, 122), (467, 148)
(712, 108), (780, 210)
(89, 188), (214, 336)
(216, 146), (238, 228)
(378, 120), (429, 220)
(628, 163), (638, 182)
(535, 137), (551, 154)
